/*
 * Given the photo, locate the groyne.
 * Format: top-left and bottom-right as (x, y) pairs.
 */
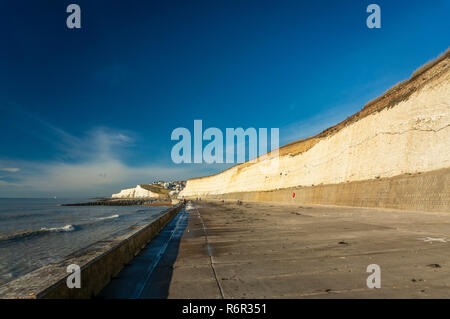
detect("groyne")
(62, 198), (171, 206)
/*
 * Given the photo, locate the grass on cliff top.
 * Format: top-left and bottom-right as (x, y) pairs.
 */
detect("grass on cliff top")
(139, 184), (171, 195)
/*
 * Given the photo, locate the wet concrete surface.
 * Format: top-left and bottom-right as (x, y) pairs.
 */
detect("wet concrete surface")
(99, 201), (450, 298)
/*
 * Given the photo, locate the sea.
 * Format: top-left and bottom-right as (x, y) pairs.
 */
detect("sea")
(0, 198), (169, 286)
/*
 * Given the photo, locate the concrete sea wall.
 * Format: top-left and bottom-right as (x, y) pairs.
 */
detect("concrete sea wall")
(180, 51), (450, 212)
(0, 204), (183, 299)
(204, 168), (450, 212)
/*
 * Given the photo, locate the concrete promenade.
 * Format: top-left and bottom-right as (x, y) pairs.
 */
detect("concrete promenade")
(99, 201), (450, 298)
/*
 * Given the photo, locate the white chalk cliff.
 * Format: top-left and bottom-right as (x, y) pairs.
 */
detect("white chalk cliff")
(112, 185), (162, 199)
(180, 51), (450, 198)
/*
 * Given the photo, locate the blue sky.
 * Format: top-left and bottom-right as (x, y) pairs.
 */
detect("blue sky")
(0, 0), (449, 197)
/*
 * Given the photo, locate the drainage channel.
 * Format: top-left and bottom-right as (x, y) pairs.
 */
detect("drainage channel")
(131, 208), (189, 298)
(98, 207), (189, 299)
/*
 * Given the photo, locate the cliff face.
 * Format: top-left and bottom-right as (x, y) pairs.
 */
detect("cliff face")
(112, 187), (136, 198)
(112, 185), (163, 199)
(179, 51), (450, 210)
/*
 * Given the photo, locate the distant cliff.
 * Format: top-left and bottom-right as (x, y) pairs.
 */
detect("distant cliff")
(112, 185), (163, 199)
(179, 50), (450, 212)
(112, 181), (185, 199)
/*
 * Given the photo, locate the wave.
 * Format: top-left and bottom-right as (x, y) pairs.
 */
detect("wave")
(94, 214), (119, 221)
(0, 212), (122, 243)
(40, 224), (75, 232)
(0, 224), (75, 242)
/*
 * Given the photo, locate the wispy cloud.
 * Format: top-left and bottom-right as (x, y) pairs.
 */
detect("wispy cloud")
(0, 159), (201, 197)
(0, 180), (24, 187)
(0, 107), (215, 197)
(0, 167), (20, 173)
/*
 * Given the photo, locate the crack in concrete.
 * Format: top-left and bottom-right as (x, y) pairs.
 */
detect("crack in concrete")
(195, 205), (225, 299)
